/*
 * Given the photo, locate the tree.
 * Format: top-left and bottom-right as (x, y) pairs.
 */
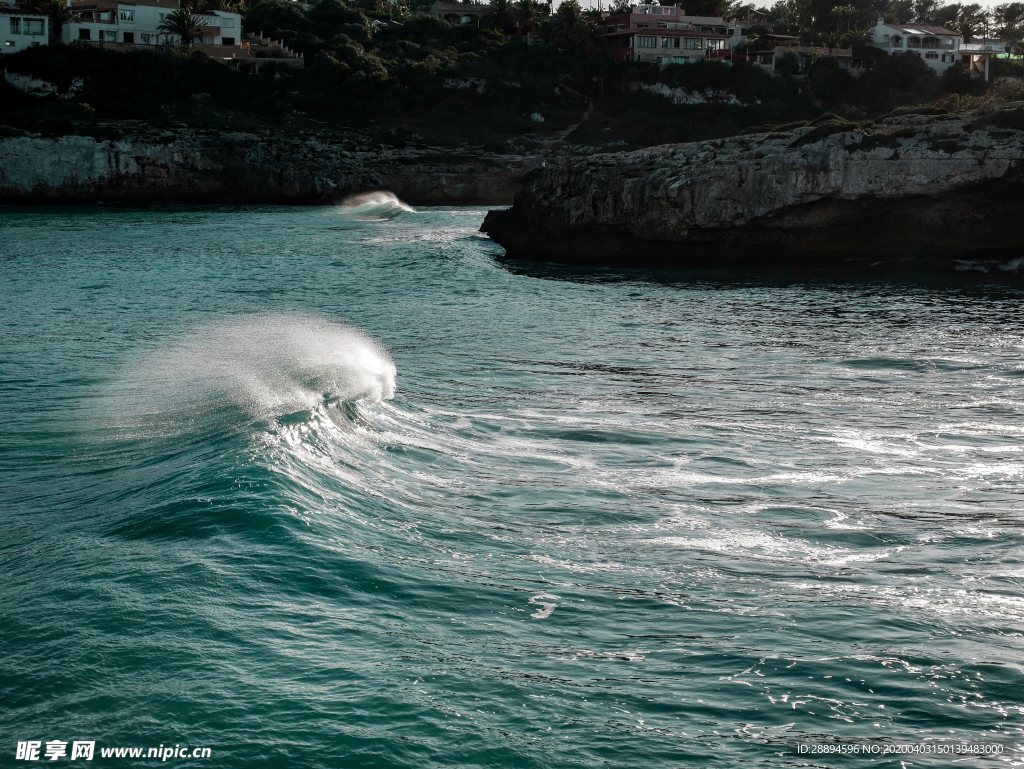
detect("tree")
(890, 0), (914, 23)
(23, 0), (70, 45)
(725, 1), (760, 22)
(306, 0), (367, 36)
(158, 8), (208, 45)
(911, 0), (943, 24)
(608, 0), (631, 12)
(242, 0), (313, 35)
(483, 0), (516, 30)
(948, 3), (990, 40)
(994, 2), (1024, 53)
(546, 0), (597, 49)
(831, 3), (855, 31)
(202, 0), (243, 10)
(517, 0), (542, 19)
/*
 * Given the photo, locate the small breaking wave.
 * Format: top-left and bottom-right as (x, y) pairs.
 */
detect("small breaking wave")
(337, 191), (415, 220)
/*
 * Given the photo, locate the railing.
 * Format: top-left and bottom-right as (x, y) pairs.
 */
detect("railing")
(960, 42), (1005, 53)
(76, 40), (182, 52)
(875, 41), (956, 52)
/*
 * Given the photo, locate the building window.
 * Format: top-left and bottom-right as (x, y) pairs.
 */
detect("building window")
(221, 36), (234, 45)
(882, 34), (889, 42)
(661, 36), (679, 48)
(607, 25), (614, 33)
(102, 29), (115, 41)
(4, 40), (13, 46)
(681, 37), (702, 49)
(24, 18), (44, 35)
(942, 37), (954, 48)
(941, 52), (953, 62)
(922, 36), (938, 48)
(220, 17), (234, 28)
(10, 17), (20, 33)
(79, 27), (91, 39)
(123, 31), (133, 43)
(638, 35), (657, 48)
(925, 51), (937, 58)
(890, 35), (901, 47)
(617, 24), (625, 29)
(140, 33), (151, 43)
(907, 35), (921, 47)
(119, 9), (134, 21)
(706, 38), (724, 50)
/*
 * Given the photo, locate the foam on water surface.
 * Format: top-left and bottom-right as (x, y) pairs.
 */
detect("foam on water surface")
(4, 205), (1024, 769)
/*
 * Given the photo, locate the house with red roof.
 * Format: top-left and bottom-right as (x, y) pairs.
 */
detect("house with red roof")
(596, 5), (746, 65)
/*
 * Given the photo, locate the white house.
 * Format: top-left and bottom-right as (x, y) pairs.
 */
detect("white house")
(64, 0), (241, 47)
(196, 9), (241, 46)
(869, 19), (961, 75)
(1, 4), (49, 53)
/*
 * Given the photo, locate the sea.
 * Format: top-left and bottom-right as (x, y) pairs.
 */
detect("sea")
(2, 196), (1023, 768)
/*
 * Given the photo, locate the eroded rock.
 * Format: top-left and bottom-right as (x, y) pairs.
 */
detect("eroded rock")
(482, 106), (1024, 267)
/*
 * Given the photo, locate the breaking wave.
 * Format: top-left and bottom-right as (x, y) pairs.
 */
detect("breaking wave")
(102, 314), (396, 439)
(337, 191), (415, 220)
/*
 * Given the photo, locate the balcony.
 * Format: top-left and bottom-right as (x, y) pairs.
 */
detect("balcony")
(70, 14), (117, 24)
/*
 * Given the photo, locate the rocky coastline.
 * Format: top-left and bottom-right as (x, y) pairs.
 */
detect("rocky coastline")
(0, 124), (547, 206)
(482, 106), (1024, 268)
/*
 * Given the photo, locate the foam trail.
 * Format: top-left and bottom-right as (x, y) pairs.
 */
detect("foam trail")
(337, 191), (415, 220)
(103, 314), (396, 437)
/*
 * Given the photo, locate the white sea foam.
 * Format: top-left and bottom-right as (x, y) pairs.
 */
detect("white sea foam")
(337, 191), (415, 220)
(106, 314), (396, 435)
(529, 594), (559, 619)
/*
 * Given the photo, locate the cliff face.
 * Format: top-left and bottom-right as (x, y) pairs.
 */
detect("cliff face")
(482, 107), (1024, 267)
(0, 125), (541, 206)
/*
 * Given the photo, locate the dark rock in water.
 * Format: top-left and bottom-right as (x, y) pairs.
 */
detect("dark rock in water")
(481, 107), (1024, 268)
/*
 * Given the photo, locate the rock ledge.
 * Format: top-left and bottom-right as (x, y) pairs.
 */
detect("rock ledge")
(482, 107), (1024, 267)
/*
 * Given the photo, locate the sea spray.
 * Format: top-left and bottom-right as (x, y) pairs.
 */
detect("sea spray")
(103, 314), (396, 439)
(337, 191), (415, 220)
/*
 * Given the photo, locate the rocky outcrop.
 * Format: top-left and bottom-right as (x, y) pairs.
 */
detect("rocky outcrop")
(0, 124), (545, 206)
(482, 107), (1024, 267)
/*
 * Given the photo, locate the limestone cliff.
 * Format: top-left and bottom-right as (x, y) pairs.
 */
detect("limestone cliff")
(482, 107), (1024, 267)
(0, 125), (543, 206)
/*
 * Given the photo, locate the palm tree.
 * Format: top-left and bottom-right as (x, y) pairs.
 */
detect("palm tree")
(158, 8), (208, 46)
(23, 0), (70, 45)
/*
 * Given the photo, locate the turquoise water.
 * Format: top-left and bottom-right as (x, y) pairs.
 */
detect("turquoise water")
(2, 201), (1023, 768)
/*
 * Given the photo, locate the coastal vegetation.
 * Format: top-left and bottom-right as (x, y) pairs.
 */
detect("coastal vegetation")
(0, 0), (1020, 151)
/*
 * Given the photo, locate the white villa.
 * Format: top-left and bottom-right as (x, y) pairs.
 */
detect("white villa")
(1, 1), (48, 53)
(869, 19), (963, 74)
